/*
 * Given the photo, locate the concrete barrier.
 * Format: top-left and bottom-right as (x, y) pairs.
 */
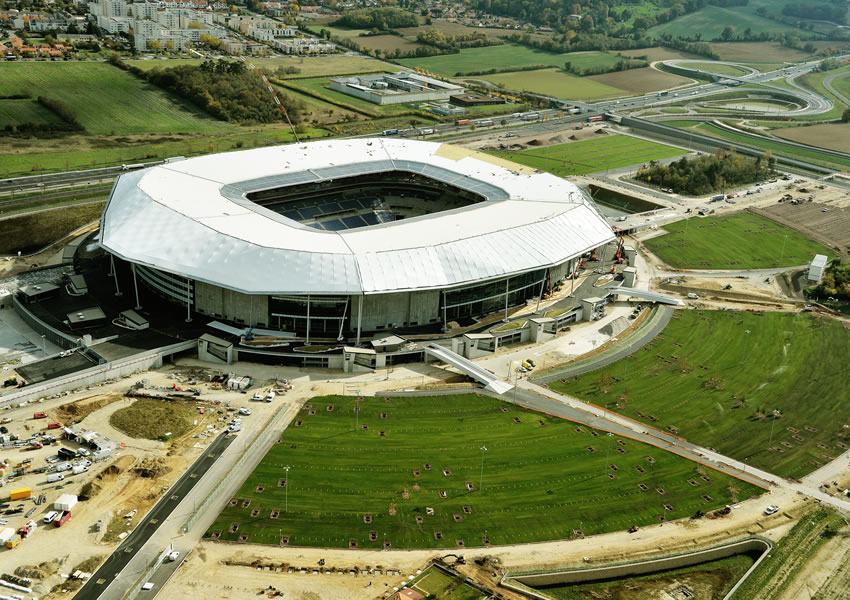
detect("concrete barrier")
(502, 537), (771, 599)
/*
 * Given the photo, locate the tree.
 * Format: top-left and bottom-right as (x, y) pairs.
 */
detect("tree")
(720, 26), (735, 41)
(842, 108), (850, 123)
(165, 40), (175, 51)
(146, 39), (162, 51)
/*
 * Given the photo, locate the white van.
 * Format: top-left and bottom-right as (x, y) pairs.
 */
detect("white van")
(47, 473), (65, 483)
(265, 391), (276, 403)
(687, 293), (699, 300)
(43, 511), (59, 524)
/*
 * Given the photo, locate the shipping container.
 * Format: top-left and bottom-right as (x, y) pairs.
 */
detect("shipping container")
(0, 527), (15, 545)
(54, 494), (78, 512)
(9, 487), (31, 501)
(54, 511), (71, 527)
(5, 533), (21, 548)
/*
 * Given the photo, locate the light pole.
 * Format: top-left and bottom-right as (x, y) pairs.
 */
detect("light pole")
(603, 433), (614, 475)
(767, 410), (780, 451)
(479, 446), (487, 491)
(284, 465), (290, 512)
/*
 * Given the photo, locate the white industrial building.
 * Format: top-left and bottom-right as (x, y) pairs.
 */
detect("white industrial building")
(99, 139), (614, 345)
(808, 254), (828, 282)
(330, 73), (464, 105)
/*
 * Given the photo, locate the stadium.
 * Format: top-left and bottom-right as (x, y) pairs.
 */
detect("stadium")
(99, 138), (614, 345)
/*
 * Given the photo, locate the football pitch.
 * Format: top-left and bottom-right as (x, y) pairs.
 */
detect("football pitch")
(549, 310), (850, 479)
(644, 212), (832, 269)
(207, 394), (762, 549)
(490, 135), (686, 177)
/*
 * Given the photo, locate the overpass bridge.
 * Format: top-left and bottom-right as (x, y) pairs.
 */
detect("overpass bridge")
(424, 343), (513, 395)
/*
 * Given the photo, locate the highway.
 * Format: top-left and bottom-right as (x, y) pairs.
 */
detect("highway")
(73, 432), (234, 600)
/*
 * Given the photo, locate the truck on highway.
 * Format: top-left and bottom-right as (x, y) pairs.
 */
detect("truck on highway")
(475, 119), (494, 127)
(381, 128), (399, 136)
(521, 113), (540, 121)
(586, 115), (603, 123)
(455, 119), (470, 126)
(710, 194), (726, 202)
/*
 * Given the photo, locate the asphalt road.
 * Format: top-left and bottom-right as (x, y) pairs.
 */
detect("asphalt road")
(73, 432), (234, 600)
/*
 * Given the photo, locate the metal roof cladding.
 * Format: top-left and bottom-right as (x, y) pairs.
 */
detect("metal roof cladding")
(100, 138), (615, 295)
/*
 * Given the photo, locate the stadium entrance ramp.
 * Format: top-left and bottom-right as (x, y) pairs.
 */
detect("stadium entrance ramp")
(424, 343), (513, 395)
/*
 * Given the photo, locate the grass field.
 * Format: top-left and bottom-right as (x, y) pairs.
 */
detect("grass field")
(409, 566), (485, 599)
(711, 42), (811, 63)
(644, 212), (832, 269)
(696, 122), (850, 170)
(0, 63), (230, 135)
(532, 553), (755, 600)
(681, 62), (752, 77)
(549, 310), (850, 479)
(0, 126), (330, 177)
(0, 98), (66, 128)
(489, 135), (685, 177)
(480, 68), (625, 100)
(793, 66), (850, 122)
(206, 394), (761, 549)
(0, 202), (105, 255)
(397, 46), (623, 77)
(281, 76), (416, 115)
(648, 2), (798, 39)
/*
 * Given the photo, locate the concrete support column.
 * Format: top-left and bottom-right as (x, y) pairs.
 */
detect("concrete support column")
(305, 295), (311, 345)
(111, 256), (122, 297)
(535, 269), (548, 313)
(356, 295), (363, 346)
(185, 278), (192, 323)
(503, 278), (509, 321)
(131, 263), (141, 310)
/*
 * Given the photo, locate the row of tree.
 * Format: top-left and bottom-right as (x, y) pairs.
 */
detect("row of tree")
(415, 29), (503, 50)
(333, 7), (419, 30)
(108, 55), (305, 125)
(636, 149), (777, 195)
(807, 261), (850, 301)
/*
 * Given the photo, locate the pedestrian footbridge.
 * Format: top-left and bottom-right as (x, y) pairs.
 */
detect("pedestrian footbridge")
(424, 343), (513, 395)
(606, 287), (685, 306)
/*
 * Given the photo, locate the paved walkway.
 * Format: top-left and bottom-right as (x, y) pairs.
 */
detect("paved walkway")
(510, 380), (850, 514)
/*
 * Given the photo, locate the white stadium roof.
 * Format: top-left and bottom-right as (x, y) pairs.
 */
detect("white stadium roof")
(100, 138), (614, 296)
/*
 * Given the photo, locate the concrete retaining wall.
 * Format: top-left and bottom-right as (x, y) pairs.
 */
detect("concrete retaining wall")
(503, 537), (771, 598)
(0, 339), (196, 408)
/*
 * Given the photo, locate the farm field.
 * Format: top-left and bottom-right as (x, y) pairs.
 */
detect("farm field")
(480, 68), (625, 100)
(206, 394), (762, 549)
(0, 62), (231, 135)
(774, 122), (850, 154)
(489, 135), (685, 177)
(710, 42), (812, 63)
(530, 553), (756, 600)
(586, 67), (691, 95)
(550, 310), (850, 480)
(644, 212), (831, 270)
(648, 3), (797, 39)
(397, 45), (623, 77)
(126, 54), (391, 77)
(695, 123), (850, 170)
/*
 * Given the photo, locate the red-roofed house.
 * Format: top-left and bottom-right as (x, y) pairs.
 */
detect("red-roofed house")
(389, 590), (424, 600)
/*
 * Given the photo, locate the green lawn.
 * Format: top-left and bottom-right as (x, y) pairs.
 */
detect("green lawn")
(793, 65), (850, 122)
(645, 212), (831, 270)
(648, 2), (799, 39)
(489, 135), (685, 177)
(681, 62), (752, 77)
(206, 394), (762, 549)
(695, 122), (850, 170)
(549, 310), (850, 479)
(0, 62), (231, 135)
(412, 566), (485, 599)
(0, 98), (66, 128)
(397, 45), (624, 77)
(480, 68), (626, 100)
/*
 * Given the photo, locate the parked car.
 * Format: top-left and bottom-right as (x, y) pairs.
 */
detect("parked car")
(764, 505), (779, 515)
